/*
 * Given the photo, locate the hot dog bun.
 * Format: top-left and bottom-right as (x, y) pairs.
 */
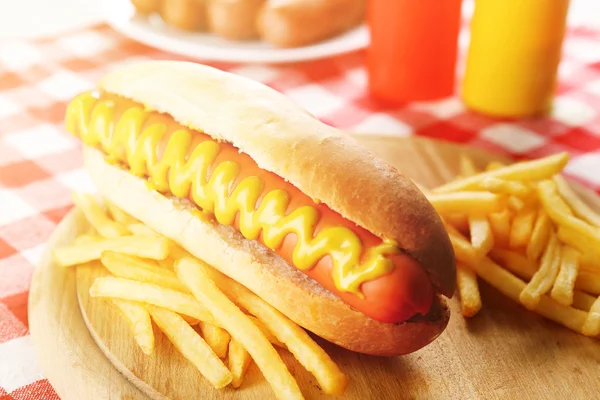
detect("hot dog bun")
(257, 0), (366, 48)
(85, 146), (449, 356)
(70, 61), (455, 355)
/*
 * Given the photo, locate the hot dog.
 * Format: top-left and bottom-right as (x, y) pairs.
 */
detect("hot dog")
(64, 61), (455, 355)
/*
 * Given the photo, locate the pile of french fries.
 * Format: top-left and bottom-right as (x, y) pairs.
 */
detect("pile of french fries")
(426, 152), (600, 337)
(54, 192), (348, 400)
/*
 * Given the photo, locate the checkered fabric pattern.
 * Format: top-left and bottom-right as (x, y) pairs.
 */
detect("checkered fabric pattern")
(1, 22), (600, 398)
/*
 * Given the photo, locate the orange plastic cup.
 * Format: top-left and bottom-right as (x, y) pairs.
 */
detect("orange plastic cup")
(367, 0), (463, 104)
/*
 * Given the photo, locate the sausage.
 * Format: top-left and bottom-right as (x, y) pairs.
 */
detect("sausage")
(257, 0), (365, 48)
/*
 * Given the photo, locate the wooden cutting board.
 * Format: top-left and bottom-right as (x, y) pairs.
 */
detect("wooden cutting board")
(29, 136), (600, 400)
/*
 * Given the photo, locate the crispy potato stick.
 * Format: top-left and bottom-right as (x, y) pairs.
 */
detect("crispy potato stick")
(448, 228), (588, 333)
(73, 234), (102, 245)
(188, 259), (348, 396)
(72, 192), (129, 238)
(557, 226), (600, 260)
(507, 196), (526, 212)
(459, 154), (478, 176)
(486, 161), (506, 171)
(247, 315), (285, 348)
(520, 233), (561, 310)
(469, 216), (494, 256)
(90, 277), (219, 326)
(180, 315), (200, 325)
(488, 249), (595, 311)
(174, 258), (304, 400)
(219, 279), (348, 395)
(478, 177), (533, 198)
(100, 251), (189, 293)
(228, 339), (253, 388)
(572, 291), (597, 312)
(509, 208), (536, 249)
(444, 214), (469, 233)
(147, 305), (232, 388)
(538, 180), (600, 248)
(526, 210), (552, 261)
(128, 223), (159, 236)
(554, 175), (600, 228)
(550, 246), (581, 306)
(456, 264), (482, 317)
(489, 249), (538, 281)
(55, 236), (170, 267)
(488, 209), (512, 248)
(104, 199), (138, 225)
(427, 192), (505, 215)
(575, 271), (600, 296)
(199, 321), (231, 359)
(433, 152), (569, 193)
(581, 297), (600, 336)
(112, 299), (154, 355)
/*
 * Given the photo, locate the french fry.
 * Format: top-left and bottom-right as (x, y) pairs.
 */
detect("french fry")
(526, 210), (552, 261)
(427, 192), (505, 215)
(72, 192), (129, 238)
(487, 209), (512, 248)
(449, 228), (589, 334)
(485, 161), (506, 171)
(112, 299), (154, 355)
(478, 177), (533, 198)
(572, 291), (597, 312)
(575, 270), (600, 296)
(520, 232), (561, 310)
(128, 223), (159, 236)
(488, 249), (595, 311)
(148, 305), (232, 388)
(174, 258), (304, 400)
(550, 246), (581, 306)
(507, 196), (526, 212)
(100, 251), (189, 293)
(227, 284), (348, 396)
(557, 225), (600, 260)
(73, 234), (102, 245)
(433, 152), (569, 193)
(247, 315), (285, 348)
(228, 339), (253, 388)
(489, 249), (537, 281)
(54, 235), (171, 267)
(456, 264), (482, 317)
(199, 321), (231, 359)
(443, 213), (469, 233)
(554, 175), (600, 228)
(459, 154), (478, 177)
(581, 297), (600, 337)
(90, 277), (219, 326)
(509, 208), (536, 249)
(469, 216), (494, 256)
(104, 199), (138, 225)
(538, 180), (600, 248)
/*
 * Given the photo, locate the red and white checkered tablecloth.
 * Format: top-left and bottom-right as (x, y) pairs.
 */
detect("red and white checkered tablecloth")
(2, 21), (600, 399)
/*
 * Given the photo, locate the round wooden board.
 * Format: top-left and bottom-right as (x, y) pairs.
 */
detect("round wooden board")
(30, 136), (600, 400)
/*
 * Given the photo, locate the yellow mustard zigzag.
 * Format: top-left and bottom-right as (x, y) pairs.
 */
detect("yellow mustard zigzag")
(66, 91), (399, 296)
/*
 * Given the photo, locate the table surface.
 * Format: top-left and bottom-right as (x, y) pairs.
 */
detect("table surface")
(1, 3), (600, 399)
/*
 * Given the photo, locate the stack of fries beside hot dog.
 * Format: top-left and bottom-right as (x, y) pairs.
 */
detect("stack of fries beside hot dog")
(427, 152), (600, 338)
(55, 193), (348, 399)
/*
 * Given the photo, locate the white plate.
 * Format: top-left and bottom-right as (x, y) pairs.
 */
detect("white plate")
(104, 0), (369, 64)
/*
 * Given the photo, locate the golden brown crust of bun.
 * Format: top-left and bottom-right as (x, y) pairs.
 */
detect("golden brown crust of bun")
(99, 60), (455, 297)
(84, 147), (449, 355)
(257, 0), (366, 48)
